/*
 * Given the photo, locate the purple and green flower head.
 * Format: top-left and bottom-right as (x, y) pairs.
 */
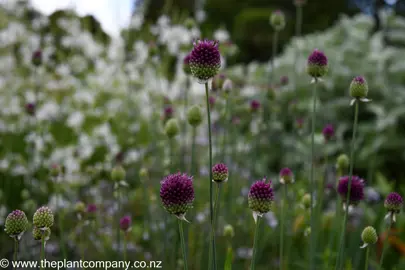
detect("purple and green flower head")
(250, 100), (261, 112)
(384, 192), (403, 222)
(322, 124), (335, 141)
(160, 172), (195, 220)
(349, 76), (368, 99)
(337, 176), (365, 206)
(189, 39), (221, 83)
(32, 49), (42, 66)
(279, 167), (294, 184)
(183, 53), (192, 75)
(33, 206), (54, 229)
(307, 49), (328, 78)
(120, 215), (132, 232)
(248, 178), (274, 221)
(33, 226), (51, 241)
(4, 210), (29, 238)
(212, 163), (228, 183)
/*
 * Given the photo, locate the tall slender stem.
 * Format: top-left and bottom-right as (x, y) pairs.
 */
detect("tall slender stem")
(295, 6), (303, 37)
(209, 184), (221, 270)
(178, 220), (189, 270)
(13, 239), (19, 266)
(280, 184), (287, 270)
(124, 232), (128, 261)
(116, 188), (121, 256)
(250, 216), (262, 270)
(379, 216), (392, 269)
(364, 246), (370, 270)
(221, 98), (229, 161)
(271, 31), (279, 83)
(190, 127), (197, 175)
(336, 100), (359, 270)
(309, 79), (318, 270)
(40, 233), (45, 269)
(205, 82), (215, 270)
(182, 78), (190, 170)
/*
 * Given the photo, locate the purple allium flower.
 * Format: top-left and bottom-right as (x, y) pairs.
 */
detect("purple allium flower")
(212, 163), (228, 183)
(4, 210), (29, 237)
(279, 167), (294, 184)
(307, 49), (328, 78)
(32, 49), (42, 66)
(337, 176), (365, 205)
(248, 178), (274, 215)
(160, 172), (194, 218)
(86, 204), (97, 213)
(384, 192), (403, 214)
(250, 100), (261, 112)
(270, 10), (286, 31)
(189, 39), (221, 83)
(183, 53), (192, 75)
(209, 96), (216, 106)
(25, 103), (36, 116)
(280, 76), (289, 86)
(33, 206), (54, 228)
(120, 215), (132, 232)
(349, 76), (368, 98)
(211, 74), (226, 91)
(164, 106), (174, 119)
(322, 124), (335, 141)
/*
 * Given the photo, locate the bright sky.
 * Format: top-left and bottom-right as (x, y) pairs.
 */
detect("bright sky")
(31, 0), (133, 36)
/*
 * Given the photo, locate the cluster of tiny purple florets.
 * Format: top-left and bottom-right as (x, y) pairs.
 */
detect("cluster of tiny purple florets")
(212, 163), (228, 182)
(160, 173), (195, 216)
(189, 40), (221, 83)
(337, 176), (365, 205)
(384, 192), (403, 213)
(248, 179), (274, 214)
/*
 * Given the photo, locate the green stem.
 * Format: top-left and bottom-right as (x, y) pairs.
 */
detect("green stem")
(178, 220), (189, 270)
(280, 184), (287, 270)
(124, 232), (128, 261)
(182, 78), (190, 171)
(336, 100), (359, 270)
(364, 245), (370, 270)
(250, 216), (262, 270)
(190, 127), (197, 175)
(309, 79), (318, 270)
(221, 98), (230, 161)
(116, 188), (121, 257)
(295, 5), (303, 37)
(205, 82), (215, 270)
(40, 233), (45, 269)
(209, 184), (221, 270)
(379, 216), (393, 270)
(13, 239), (19, 266)
(271, 31), (279, 82)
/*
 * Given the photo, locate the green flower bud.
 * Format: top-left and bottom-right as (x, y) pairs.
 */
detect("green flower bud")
(223, 224), (235, 238)
(33, 206), (54, 228)
(350, 76), (368, 99)
(4, 210), (29, 238)
(164, 118), (180, 138)
(184, 18), (196, 30)
(301, 193), (311, 209)
(336, 154), (349, 171)
(33, 226), (51, 241)
(50, 164), (61, 177)
(361, 226), (377, 248)
(21, 189), (30, 200)
(139, 167), (148, 178)
(74, 201), (86, 213)
(111, 165), (126, 182)
(187, 106), (203, 127)
(270, 10), (286, 31)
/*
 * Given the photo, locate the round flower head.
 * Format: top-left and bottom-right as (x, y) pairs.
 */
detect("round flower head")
(187, 105), (203, 127)
(111, 165), (126, 182)
(164, 118), (180, 138)
(384, 192), (403, 222)
(279, 167), (294, 184)
(33, 206), (54, 228)
(336, 154), (349, 172)
(33, 226), (51, 241)
(87, 204), (97, 213)
(25, 103), (36, 116)
(301, 193), (311, 209)
(250, 100), (261, 113)
(349, 76), (368, 99)
(307, 49), (328, 78)
(270, 10), (286, 31)
(183, 53), (192, 75)
(337, 176), (365, 206)
(223, 79), (233, 94)
(164, 105), (174, 120)
(32, 49), (42, 66)
(280, 76), (289, 86)
(74, 202), (86, 213)
(248, 178), (274, 221)
(322, 124), (335, 141)
(4, 210), (29, 238)
(360, 226), (378, 248)
(223, 224), (235, 238)
(209, 96), (216, 106)
(212, 163), (228, 183)
(160, 172), (195, 220)
(189, 39), (221, 83)
(120, 215), (132, 232)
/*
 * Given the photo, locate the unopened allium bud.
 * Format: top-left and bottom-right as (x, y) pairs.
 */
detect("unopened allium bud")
(304, 227), (311, 237)
(270, 10), (286, 31)
(160, 172), (194, 220)
(21, 189), (30, 200)
(279, 167), (294, 184)
(189, 39), (221, 83)
(384, 192), (403, 222)
(184, 18), (196, 30)
(4, 210), (29, 238)
(139, 167), (148, 178)
(33, 206), (54, 228)
(250, 100), (261, 113)
(25, 103), (36, 116)
(50, 164), (60, 177)
(33, 226), (51, 241)
(120, 215), (132, 232)
(337, 176), (365, 206)
(223, 224), (235, 238)
(32, 49), (42, 66)
(248, 178), (274, 217)
(211, 74), (226, 91)
(223, 79), (233, 94)
(212, 163), (228, 183)
(165, 118), (180, 138)
(111, 165), (126, 182)
(360, 226), (377, 248)
(301, 193), (311, 209)
(336, 154), (349, 171)
(322, 124), (335, 141)
(307, 49), (328, 78)
(187, 105), (203, 127)
(349, 76), (368, 99)
(74, 202), (86, 213)
(183, 53), (192, 75)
